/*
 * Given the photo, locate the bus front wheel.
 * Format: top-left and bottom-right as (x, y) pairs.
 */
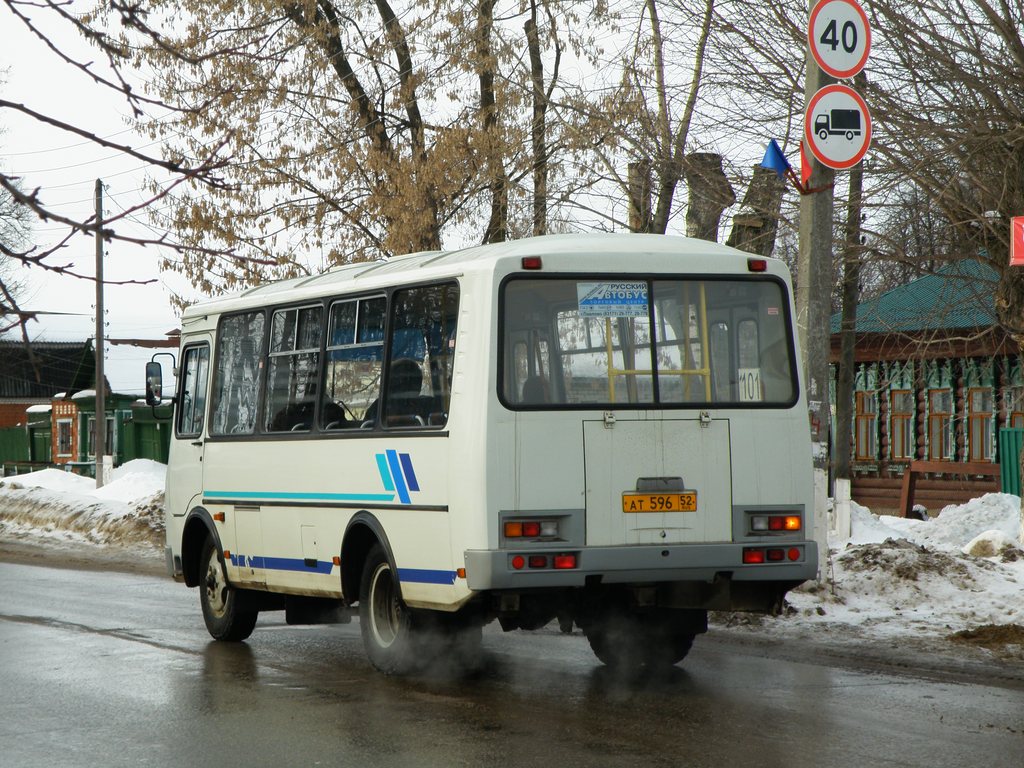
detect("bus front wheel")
(359, 544), (420, 674)
(199, 535), (258, 642)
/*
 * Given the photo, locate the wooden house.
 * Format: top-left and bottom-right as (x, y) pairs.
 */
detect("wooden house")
(0, 337), (177, 475)
(829, 259), (1017, 511)
(0, 340), (95, 429)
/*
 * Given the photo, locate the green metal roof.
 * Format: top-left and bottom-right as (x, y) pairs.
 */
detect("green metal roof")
(829, 259), (998, 334)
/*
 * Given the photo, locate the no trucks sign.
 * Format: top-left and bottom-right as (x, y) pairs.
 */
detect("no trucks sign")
(803, 84), (872, 170)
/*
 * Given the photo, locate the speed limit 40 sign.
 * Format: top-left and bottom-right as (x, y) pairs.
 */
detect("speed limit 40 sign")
(808, 0), (871, 79)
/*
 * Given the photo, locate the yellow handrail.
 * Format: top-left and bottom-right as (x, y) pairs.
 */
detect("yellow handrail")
(602, 282), (712, 402)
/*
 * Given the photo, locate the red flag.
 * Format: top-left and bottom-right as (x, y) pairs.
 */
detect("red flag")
(1012, 217), (1024, 266)
(800, 140), (812, 187)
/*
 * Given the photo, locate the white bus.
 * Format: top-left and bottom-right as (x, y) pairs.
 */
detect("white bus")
(147, 233), (817, 673)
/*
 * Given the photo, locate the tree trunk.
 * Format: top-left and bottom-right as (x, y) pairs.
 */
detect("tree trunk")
(525, 4), (547, 236)
(477, 0), (507, 243)
(726, 166), (785, 256)
(834, 163), (864, 480)
(628, 160), (653, 233)
(683, 152), (734, 242)
(650, 0), (715, 235)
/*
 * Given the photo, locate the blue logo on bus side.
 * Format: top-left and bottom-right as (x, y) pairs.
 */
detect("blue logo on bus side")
(376, 449), (420, 504)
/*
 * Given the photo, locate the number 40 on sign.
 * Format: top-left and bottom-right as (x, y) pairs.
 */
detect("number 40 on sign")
(808, 0), (871, 79)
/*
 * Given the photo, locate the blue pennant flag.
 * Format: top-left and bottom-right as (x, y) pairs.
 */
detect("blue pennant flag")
(761, 139), (791, 179)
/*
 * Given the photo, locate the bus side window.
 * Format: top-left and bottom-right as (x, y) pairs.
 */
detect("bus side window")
(176, 344), (210, 437)
(210, 311), (266, 436)
(321, 296), (385, 429)
(708, 321), (730, 402)
(386, 283), (459, 428)
(518, 332), (551, 404)
(264, 305), (323, 432)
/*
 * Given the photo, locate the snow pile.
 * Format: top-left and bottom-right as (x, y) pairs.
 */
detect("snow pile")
(769, 494), (1024, 648)
(0, 460), (165, 547)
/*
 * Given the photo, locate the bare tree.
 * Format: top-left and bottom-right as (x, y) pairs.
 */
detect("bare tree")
(558, 0), (720, 235)
(0, 0), (248, 334)
(0, 172), (31, 334)
(104, 0), (611, 296)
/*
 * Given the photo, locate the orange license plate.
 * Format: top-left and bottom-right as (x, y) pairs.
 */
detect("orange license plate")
(621, 492), (697, 513)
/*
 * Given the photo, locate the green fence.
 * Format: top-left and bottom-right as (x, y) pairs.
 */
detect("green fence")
(0, 426), (29, 465)
(998, 428), (1024, 496)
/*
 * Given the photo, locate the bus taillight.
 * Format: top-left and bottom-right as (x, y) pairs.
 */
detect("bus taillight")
(503, 519), (560, 539)
(749, 513), (802, 533)
(744, 547), (801, 564)
(743, 548), (766, 564)
(508, 552), (577, 570)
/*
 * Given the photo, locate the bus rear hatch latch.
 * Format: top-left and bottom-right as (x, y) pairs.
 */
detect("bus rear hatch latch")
(603, 411), (616, 429)
(699, 410), (711, 428)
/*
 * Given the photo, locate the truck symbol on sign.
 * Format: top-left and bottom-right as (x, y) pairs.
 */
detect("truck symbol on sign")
(815, 109), (861, 141)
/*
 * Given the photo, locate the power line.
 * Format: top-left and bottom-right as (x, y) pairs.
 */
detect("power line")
(0, 125), (139, 157)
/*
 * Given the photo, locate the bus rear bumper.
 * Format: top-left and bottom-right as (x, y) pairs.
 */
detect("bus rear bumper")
(464, 540), (818, 593)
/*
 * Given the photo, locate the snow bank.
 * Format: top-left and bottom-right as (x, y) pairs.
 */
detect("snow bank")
(838, 494), (1023, 551)
(8, 467), (94, 495)
(773, 493), (1024, 643)
(94, 460), (166, 504)
(0, 460), (165, 547)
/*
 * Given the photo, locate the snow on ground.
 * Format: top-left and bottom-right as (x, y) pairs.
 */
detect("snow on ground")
(744, 495), (1024, 654)
(1, 463), (1022, 654)
(0, 460), (165, 547)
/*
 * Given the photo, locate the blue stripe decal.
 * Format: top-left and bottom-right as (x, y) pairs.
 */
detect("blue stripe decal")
(397, 568), (457, 585)
(386, 449), (410, 504)
(228, 555), (449, 583)
(229, 554), (334, 575)
(376, 453), (395, 492)
(400, 452), (420, 492)
(206, 490), (394, 502)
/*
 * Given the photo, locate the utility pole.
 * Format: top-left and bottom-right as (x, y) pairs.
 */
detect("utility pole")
(800, 0), (872, 570)
(94, 178), (106, 488)
(797, 121), (834, 476)
(799, 0), (836, 578)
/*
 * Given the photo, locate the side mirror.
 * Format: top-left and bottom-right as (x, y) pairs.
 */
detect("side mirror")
(145, 361), (163, 406)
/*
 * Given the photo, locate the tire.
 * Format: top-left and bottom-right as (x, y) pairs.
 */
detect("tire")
(359, 544), (420, 674)
(585, 609), (695, 670)
(199, 535), (258, 642)
(818, 129), (828, 141)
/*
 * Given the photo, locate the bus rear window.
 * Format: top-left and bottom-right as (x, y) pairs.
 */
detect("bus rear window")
(502, 277), (797, 408)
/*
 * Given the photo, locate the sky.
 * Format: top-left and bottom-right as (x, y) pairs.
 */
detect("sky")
(1, 5), (194, 392)
(1, 460), (1022, 648)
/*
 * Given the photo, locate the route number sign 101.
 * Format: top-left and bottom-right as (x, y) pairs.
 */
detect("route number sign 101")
(738, 368), (763, 402)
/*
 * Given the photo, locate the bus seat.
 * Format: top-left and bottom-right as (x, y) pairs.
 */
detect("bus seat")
(270, 400), (314, 431)
(521, 375), (549, 404)
(321, 400), (348, 430)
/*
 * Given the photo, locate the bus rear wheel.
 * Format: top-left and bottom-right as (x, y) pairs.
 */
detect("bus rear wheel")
(199, 535), (258, 642)
(359, 544), (421, 674)
(584, 609), (695, 670)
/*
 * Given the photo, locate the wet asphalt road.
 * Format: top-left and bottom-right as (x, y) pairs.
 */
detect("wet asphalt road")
(0, 561), (1022, 768)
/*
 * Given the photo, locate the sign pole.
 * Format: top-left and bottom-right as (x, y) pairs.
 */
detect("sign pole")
(798, 0), (835, 580)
